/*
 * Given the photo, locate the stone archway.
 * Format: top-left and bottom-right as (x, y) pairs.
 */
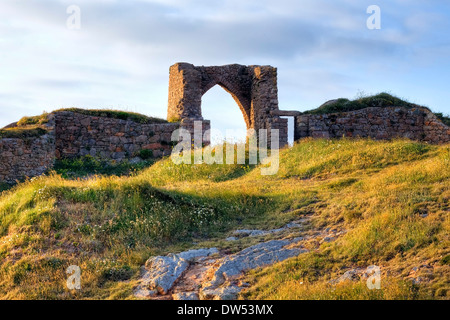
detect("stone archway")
(167, 63), (288, 147)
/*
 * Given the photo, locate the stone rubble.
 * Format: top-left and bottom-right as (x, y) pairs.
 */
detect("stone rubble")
(407, 264), (435, 285)
(331, 265), (381, 284)
(200, 238), (308, 300)
(134, 248), (218, 295)
(172, 292), (200, 300)
(134, 218), (346, 300)
(229, 219), (305, 240)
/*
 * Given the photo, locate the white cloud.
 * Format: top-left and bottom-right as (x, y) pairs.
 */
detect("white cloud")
(0, 0), (449, 130)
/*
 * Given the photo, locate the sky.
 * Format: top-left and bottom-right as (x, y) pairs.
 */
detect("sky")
(1, 0), (449, 141)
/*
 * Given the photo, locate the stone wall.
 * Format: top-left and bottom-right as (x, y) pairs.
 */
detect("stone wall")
(294, 106), (450, 144)
(0, 110), (212, 184)
(53, 111), (180, 161)
(1, 103), (447, 185)
(178, 118), (211, 147)
(52, 111), (211, 161)
(422, 111), (450, 144)
(0, 132), (55, 184)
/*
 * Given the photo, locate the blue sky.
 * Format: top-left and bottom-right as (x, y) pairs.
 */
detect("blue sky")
(1, 0), (449, 140)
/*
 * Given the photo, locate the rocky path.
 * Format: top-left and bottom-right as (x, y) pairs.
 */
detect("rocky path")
(134, 215), (346, 300)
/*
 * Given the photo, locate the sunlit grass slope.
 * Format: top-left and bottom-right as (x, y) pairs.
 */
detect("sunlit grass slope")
(0, 138), (448, 299)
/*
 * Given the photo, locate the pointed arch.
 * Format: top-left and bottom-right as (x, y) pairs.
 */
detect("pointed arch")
(167, 63), (288, 147)
(202, 80), (251, 129)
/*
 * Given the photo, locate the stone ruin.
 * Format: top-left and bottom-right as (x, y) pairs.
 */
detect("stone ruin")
(167, 63), (289, 148)
(167, 62), (449, 146)
(0, 62), (449, 184)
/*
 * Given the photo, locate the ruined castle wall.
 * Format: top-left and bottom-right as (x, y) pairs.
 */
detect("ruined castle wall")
(422, 111), (450, 144)
(167, 63), (288, 147)
(167, 63), (203, 121)
(0, 110), (212, 184)
(250, 66), (288, 148)
(198, 64), (253, 128)
(294, 106), (450, 143)
(0, 133), (55, 184)
(53, 111), (180, 161)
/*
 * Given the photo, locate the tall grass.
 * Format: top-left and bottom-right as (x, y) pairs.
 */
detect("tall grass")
(0, 138), (448, 299)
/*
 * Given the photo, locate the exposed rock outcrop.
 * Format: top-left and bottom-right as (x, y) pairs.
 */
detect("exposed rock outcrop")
(134, 217), (346, 300)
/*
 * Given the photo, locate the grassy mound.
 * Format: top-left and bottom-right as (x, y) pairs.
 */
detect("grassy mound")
(15, 109), (168, 129)
(17, 113), (49, 127)
(304, 92), (450, 126)
(56, 108), (168, 124)
(306, 92), (418, 115)
(244, 139), (450, 300)
(0, 138), (448, 299)
(0, 126), (48, 139)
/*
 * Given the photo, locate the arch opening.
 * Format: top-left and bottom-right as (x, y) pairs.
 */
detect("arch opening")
(167, 63), (288, 148)
(201, 84), (248, 145)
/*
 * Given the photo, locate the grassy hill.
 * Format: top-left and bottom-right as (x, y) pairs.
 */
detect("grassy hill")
(0, 138), (448, 299)
(303, 92), (450, 126)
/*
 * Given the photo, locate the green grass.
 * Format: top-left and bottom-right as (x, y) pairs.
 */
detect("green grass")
(55, 108), (168, 124)
(242, 252), (426, 300)
(0, 126), (48, 139)
(304, 92), (418, 115)
(0, 138), (448, 299)
(17, 113), (49, 127)
(0, 183), (11, 193)
(303, 92), (449, 127)
(10, 109), (168, 133)
(53, 155), (155, 179)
